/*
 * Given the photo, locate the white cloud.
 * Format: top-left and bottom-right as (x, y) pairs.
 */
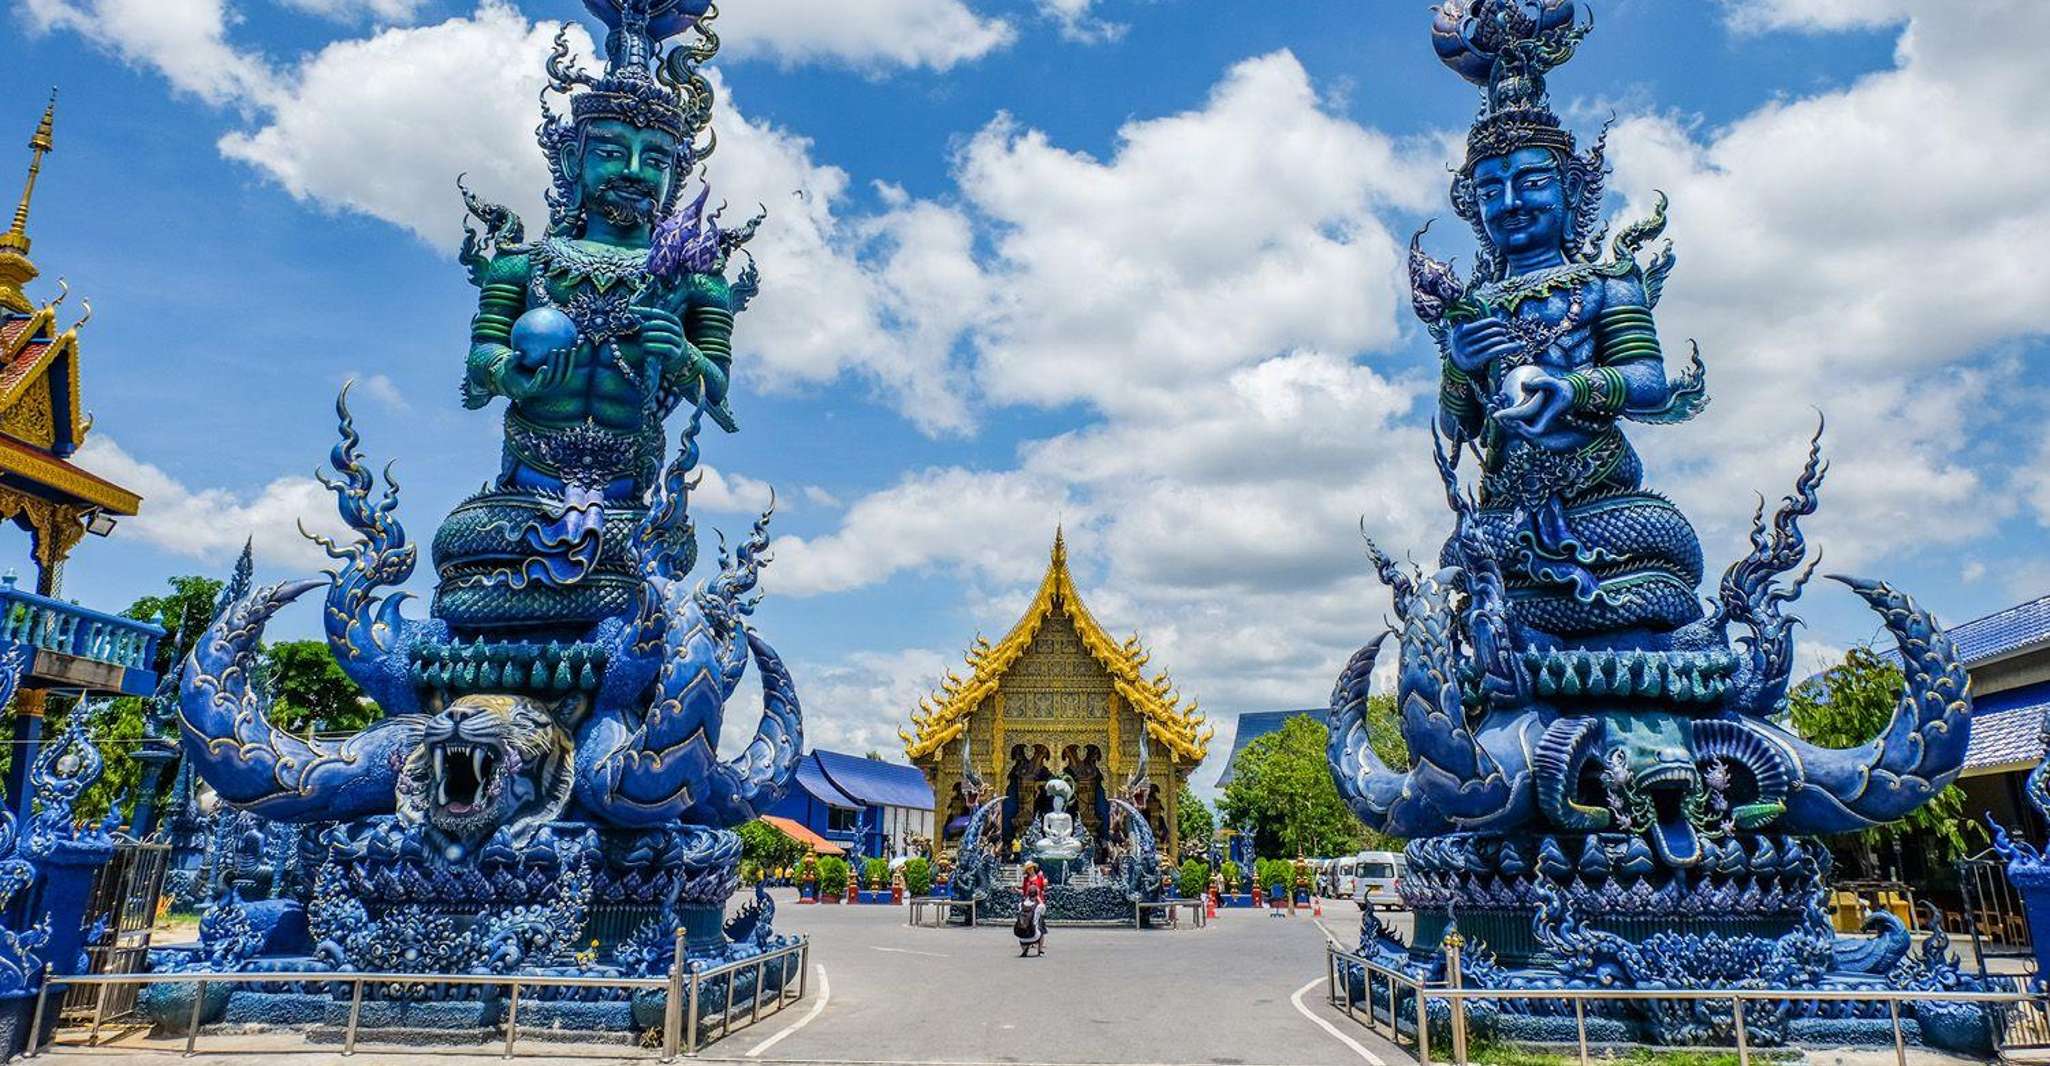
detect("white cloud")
(768, 647), (955, 759)
(22, 0), (276, 107)
(277, 0), (429, 24)
(765, 468), (1073, 597)
(1037, 0), (1123, 44)
(214, 4), (571, 247)
(957, 52), (1440, 414)
(347, 371), (412, 413)
(693, 464), (777, 516)
(73, 435), (353, 570)
(715, 0), (1014, 72)
(1719, 0), (1916, 33)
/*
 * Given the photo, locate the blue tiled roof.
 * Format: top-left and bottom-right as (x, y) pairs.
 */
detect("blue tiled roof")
(812, 749), (934, 810)
(794, 756), (860, 809)
(1214, 709), (1323, 788)
(1946, 595), (2050, 666)
(1964, 679), (2050, 773)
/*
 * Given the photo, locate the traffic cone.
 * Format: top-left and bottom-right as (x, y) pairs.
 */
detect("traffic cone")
(1314, 895), (1323, 917)
(1206, 896), (1217, 920)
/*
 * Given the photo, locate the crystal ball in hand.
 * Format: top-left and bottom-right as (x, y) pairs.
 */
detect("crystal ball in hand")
(511, 308), (578, 370)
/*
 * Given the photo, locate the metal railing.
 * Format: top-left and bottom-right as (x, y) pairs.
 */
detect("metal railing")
(0, 581), (163, 674)
(1322, 939), (2045, 1066)
(26, 934), (808, 1060)
(1960, 850), (2033, 974)
(907, 896), (977, 927)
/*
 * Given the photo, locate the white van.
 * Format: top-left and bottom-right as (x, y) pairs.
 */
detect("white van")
(1348, 851), (1406, 910)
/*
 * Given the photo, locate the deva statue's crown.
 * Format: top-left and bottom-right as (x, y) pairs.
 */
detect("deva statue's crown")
(545, 0), (719, 145)
(1432, 0), (1591, 173)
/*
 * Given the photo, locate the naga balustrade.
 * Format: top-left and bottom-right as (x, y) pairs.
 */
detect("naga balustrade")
(1322, 939), (2046, 1066)
(25, 934), (809, 1060)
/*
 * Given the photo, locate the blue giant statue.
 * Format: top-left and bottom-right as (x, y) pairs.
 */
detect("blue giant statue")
(1329, 1), (1984, 1051)
(153, 0), (801, 1037)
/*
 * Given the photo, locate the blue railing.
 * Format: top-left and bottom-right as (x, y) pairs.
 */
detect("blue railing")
(0, 578), (163, 676)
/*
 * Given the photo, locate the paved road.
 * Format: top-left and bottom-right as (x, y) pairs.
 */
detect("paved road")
(736, 892), (1400, 1066)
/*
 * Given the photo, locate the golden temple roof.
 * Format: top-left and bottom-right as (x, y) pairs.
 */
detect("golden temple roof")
(0, 93), (137, 517)
(901, 529), (1213, 763)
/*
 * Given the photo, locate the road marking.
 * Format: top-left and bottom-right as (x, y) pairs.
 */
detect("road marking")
(1314, 918), (1346, 944)
(869, 945), (949, 957)
(1290, 977), (1387, 1066)
(746, 963), (830, 1059)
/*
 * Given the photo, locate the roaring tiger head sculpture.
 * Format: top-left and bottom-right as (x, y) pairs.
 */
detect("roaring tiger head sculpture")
(394, 694), (576, 852)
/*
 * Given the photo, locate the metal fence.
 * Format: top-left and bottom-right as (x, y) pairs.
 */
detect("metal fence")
(1322, 939), (2046, 1066)
(26, 934), (808, 1060)
(907, 896), (977, 927)
(62, 840), (172, 1025)
(1959, 849), (2033, 974)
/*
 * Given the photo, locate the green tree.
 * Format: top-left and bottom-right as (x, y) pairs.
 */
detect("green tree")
(121, 575), (226, 682)
(818, 856), (850, 897)
(902, 856), (934, 897)
(737, 818), (805, 875)
(1357, 694), (1409, 852)
(1789, 645), (1976, 871)
(264, 640), (373, 734)
(1176, 784), (1215, 854)
(1218, 715), (1365, 859)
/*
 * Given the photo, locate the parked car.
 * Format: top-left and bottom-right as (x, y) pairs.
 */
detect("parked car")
(1346, 851), (1406, 910)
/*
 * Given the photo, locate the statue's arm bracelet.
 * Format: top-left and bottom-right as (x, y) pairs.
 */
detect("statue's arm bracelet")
(1565, 366), (1629, 415)
(1595, 306), (1662, 365)
(472, 283), (525, 345)
(1440, 365), (1482, 418)
(688, 306), (736, 365)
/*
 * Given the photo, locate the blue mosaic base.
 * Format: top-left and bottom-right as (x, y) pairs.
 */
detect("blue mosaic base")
(512, 999), (633, 1030)
(224, 991), (330, 1026)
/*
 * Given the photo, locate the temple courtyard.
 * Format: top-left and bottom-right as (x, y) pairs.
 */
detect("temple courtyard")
(35, 891), (2002, 1066)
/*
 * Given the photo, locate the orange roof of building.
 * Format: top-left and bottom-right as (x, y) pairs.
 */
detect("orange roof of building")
(759, 815), (846, 856)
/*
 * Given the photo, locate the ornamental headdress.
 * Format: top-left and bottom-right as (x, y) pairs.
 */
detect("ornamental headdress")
(1434, 0), (1609, 277)
(539, 0), (722, 235)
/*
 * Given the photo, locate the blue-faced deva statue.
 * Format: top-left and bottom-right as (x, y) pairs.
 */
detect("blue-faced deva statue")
(159, 0), (803, 1030)
(1329, 1), (1987, 1052)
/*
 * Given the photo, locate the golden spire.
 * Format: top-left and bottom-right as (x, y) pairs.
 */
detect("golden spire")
(0, 90), (57, 315)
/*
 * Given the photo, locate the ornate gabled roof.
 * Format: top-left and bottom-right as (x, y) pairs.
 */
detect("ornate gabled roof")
(901, 529), (1213, 763)
(0, 95), (137, 517)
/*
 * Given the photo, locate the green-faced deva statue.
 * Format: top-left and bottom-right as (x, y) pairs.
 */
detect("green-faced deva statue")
(443, 0), (761, 632)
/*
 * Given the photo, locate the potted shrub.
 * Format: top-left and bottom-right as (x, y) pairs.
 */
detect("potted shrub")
(1177, 859), (1210, 900)
(819, 857), (850, 902)
(903, 857), (934, 898)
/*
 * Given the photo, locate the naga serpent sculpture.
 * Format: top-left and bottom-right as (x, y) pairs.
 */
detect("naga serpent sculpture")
(1328, 1), (1983, 1053)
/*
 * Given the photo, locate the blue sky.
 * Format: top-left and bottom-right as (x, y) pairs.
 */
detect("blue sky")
(5, 0), (2047, 787)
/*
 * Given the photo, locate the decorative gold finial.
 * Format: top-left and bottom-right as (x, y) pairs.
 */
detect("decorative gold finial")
(0, 90), (57, 315)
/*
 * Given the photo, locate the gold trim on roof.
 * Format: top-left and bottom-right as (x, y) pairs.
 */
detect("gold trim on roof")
(901, 529), (1212, 762)
(0, 306), (91, 453)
